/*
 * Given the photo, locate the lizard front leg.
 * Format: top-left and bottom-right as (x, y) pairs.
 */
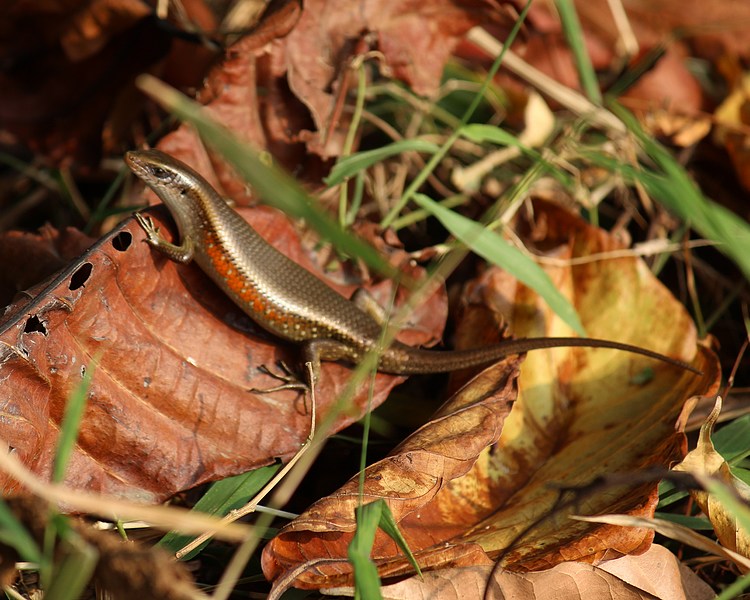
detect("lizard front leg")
(135, 212), (195, 264)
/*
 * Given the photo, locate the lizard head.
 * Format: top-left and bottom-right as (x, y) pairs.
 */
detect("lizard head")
(125, 149), (220, 236)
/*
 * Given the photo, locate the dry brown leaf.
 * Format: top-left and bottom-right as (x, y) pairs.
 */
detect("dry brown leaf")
(713, 74), (750, 193)
(160, 0), (508, 167)
(60, 0), (152, 61)
(503, 2), (706, 119)
(572, 0), (750, 62)
(0, 0), (167, 164)
(597, 544), (714, 600)
(352, 544), (714, 600)
(262, 357), (522, 582)
(261, 200), (720, 591)
(675, 396), (750, 560)
(0, 225), (95, 307)
(154, 1), (310, 202)
(283, 0), (506, 156)
(0, 207), (447, 501)
(619, 45), (705, 119)
(577, 513), (750, 572)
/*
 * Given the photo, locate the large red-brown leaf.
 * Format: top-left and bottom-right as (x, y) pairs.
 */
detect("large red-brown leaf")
(261, 201), (721, 591)
(0, 207), (448, 502)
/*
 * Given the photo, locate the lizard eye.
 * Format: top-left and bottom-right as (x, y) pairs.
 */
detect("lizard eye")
(150, 166), (171, 180)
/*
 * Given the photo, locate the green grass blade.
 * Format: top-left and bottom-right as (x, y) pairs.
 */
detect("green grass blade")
(555, 0), (601, 104)
(607, 45), (667, 98)
(711, 414), (750, 464)
(379, 0), (533, 228)
(0, 499), (41, 563)
(413, 193), (586, 335)
(159, 463), (280, 558)
(653, 512), (713, 530)
(657, 482), (689, 509)
(349, 502), (385, 600)
(43, 533), (98, 600)
(460, 123), (526, 148)
(733, 466), (750, 488)
(348, 500), (422, 599)
(374, 502), (421, 577)
(716, 572), (750, 600)
(459, 124), (572, 187)
(608, 103), (750, 282)
(137, 77), (399, 281)
(53, 359), (96, 484)
(325, 140), (440, 187)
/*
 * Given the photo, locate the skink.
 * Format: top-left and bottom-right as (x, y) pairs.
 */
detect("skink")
(125, 149), (699, 381)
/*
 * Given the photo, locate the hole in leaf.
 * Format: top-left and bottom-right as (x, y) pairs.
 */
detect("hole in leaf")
(69, 263), (93, 290)
(112, 231), (132, 252)
(23, 315), (47, 335)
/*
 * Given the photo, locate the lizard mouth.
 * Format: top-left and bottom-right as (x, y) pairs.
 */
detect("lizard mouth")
(124, 151), (149, 179)
(125, 151), (177, 186)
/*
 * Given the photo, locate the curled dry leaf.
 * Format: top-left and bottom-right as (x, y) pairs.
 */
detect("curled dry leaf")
(348, 544), (714, 600)
(0, 206), (447, 502)
(577, 513), (750, 575)
(675, 396), (750, 560)
(261, 201), (721, 591)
